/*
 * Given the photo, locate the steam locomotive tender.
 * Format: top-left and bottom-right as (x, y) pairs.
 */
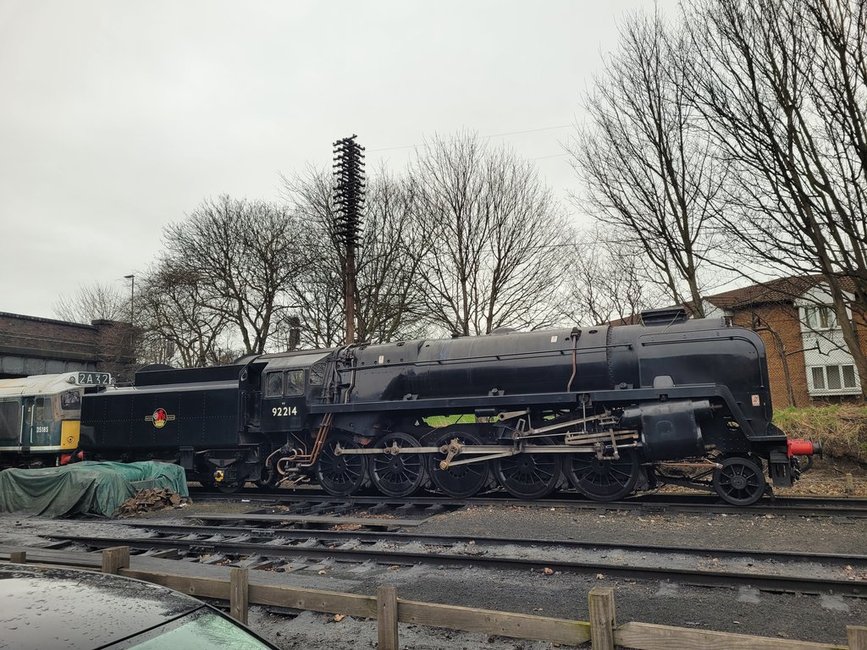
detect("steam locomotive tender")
(79, 312), (819, 506)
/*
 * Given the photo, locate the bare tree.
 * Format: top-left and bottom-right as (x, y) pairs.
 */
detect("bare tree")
(410, 134), (566, 336)
(283, 168), (428, 347)
(357, 173), (429, 341)
(53, 282), (137, 379)
(159, 196), (309, 355)
(686, 0), (867, 391)
(282, 170), (345, 348)
(54, 282), (130, 324)
(561, 226), (662, 326)
(135, 263), (236, 367)
(570, 8), (724, 315)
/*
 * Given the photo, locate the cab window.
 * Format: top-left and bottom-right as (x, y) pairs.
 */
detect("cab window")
(61, 390), (81, 410)
(31, 397), (51, 427)
(309, 360), (326, 385)
(0, 400), (18, 442)
(285, 370), (305, 396)
(265, 373), (283, 398)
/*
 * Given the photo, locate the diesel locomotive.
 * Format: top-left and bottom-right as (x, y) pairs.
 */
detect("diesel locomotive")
(0, 371), (112, 468)
(78, 311), (819, 505)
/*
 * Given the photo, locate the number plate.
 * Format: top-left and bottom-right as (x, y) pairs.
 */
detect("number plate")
(272, 406), (298, 417)
(77, 372), (111, 386)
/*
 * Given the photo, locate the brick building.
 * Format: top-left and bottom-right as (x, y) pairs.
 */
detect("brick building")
(0, 312), (136, 380)
(698, 277), (865, 408)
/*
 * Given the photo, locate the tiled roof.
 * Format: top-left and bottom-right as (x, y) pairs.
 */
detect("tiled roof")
(602, 275), (855, 325)
(704, 276), (823, 309)
(704, 275), (857, 309)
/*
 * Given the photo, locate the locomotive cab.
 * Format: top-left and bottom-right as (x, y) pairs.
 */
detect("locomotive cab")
(259, 351), (332, 434)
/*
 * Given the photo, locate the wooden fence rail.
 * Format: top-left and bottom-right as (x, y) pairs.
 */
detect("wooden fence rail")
(3, 548), (864, 650)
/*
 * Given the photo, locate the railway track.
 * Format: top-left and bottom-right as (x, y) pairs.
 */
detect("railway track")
(47, 522), (867, 597)
(111, 519), (867, 564)
(188, 487), (867, 518)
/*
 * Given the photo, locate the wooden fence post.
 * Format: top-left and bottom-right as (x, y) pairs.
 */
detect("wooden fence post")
(101, 546), (130, 574)
(230, 567), (249, 625)
(849, 626), (867, 650)
(377, 584), (399, 650)
(9, 551), (26, 563)
(588, 587), (616, 650)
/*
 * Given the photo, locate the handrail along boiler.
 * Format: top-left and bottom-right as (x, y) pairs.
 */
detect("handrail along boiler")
(79, 312), (819, 505)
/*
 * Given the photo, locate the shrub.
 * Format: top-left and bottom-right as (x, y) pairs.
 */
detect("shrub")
(774, 405), (867, 464)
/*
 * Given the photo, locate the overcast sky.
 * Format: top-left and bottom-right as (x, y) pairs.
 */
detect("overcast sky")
(0, 0), (671, 320)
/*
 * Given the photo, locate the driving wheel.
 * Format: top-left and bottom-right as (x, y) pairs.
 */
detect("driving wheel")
(493, 439), (562, 499)
(567, 450), (640, 501)
(369, 432), (426, 497)
(315, 433), (368, 497)
(427, 429), (490, 498)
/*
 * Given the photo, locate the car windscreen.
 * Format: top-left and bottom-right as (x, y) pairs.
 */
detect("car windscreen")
(105, 606), (273, 649)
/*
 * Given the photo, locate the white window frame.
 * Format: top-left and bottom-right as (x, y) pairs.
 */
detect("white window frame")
(807, 363), (861, 396)
(802, 305), (837, 331)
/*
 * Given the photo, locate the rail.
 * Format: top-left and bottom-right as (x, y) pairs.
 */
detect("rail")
(49, 529), (867, 596)
(187, 488), (867, 518)
(2, 547), (864, 649)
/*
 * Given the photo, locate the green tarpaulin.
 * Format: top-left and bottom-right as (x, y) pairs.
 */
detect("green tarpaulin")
(0, 461), (188, 518)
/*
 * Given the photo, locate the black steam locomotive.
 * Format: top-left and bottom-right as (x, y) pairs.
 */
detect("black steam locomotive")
(79, 311), (818, 506)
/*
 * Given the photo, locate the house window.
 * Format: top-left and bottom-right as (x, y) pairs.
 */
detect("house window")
(803, 306), (837, 330)
(809, 364), (859, 394)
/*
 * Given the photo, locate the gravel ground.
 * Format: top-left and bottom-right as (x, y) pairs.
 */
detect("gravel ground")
(776, 460), (867, 497)
(419, 503), (867, 554)
(1, 500), (865, 649)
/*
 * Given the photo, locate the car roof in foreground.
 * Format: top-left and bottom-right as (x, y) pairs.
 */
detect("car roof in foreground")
(0, 563), (202, 649)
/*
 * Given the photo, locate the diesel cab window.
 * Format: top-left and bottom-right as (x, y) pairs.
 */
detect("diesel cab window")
(61, 390), (81, 410)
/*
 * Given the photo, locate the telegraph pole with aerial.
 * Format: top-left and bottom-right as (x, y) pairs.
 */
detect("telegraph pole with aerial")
(332, 135), (365, 345)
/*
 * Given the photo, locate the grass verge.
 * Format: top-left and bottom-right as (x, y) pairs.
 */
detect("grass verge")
(775, 405), (867, 464)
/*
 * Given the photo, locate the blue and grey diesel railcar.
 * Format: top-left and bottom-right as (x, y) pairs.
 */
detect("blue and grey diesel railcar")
(79, 312), (819, 505)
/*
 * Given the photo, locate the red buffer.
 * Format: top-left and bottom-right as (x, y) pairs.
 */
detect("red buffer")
(787, 439), (821, 458)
